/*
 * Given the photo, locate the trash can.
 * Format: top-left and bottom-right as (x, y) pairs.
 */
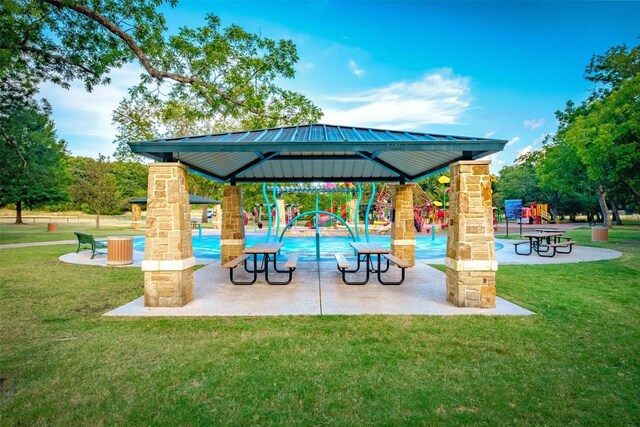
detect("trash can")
(47, 223), (58, 232)
(107, 236), (134, 265)
(591, 226), (609, 242)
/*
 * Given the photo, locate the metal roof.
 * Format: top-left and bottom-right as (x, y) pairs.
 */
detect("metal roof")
(129, 195), (221, 205)
(128, 124), (507, 183)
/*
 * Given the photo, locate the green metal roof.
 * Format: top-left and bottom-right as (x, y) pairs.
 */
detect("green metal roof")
(128, 123), (507, 183)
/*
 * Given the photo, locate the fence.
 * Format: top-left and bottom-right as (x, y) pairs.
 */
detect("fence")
(0, 215), (131, 224)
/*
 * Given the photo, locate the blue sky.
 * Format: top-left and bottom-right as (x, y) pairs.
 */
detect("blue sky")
(40, 1), (639, 173)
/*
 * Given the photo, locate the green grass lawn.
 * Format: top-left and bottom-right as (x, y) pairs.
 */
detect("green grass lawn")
(0, 226), (639, 425)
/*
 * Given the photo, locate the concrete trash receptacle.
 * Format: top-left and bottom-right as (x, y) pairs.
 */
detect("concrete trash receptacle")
(47, 223), (58, 232)
(107, 236), (134, 265)
(591, 226), (609, 242)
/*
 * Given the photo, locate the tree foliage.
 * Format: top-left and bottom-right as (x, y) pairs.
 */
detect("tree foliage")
(69, 155), (119, 228)
(0, 72), (69, 223)
(3, 0), (322, 144)
(495, 43), (639, 225)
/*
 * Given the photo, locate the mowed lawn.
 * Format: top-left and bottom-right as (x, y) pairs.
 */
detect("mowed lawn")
(0, 225), (639, 425)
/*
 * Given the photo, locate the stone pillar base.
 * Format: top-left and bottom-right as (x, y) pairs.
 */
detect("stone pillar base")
(144, 269), (194, 307)
(391, 185), (415, 266)
(390, 240), (416, 267)
(445, 160), (496, 308)
(446, 269), (496, 308)
(221, 185), (245, 264)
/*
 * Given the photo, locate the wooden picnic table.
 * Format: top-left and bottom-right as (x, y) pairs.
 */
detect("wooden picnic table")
(224, 242), (298, 285)
(521, 232), (564, 254)
(335, 242), (407, 285)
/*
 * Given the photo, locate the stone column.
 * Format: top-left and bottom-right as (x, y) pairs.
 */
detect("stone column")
(141, 163), (194, 307)
(277, 199), (287, 227)
(390, 184), (415, 266)
(445, 160), (496, 308)
(131, 203), (142, 230)
(221, 185), (245, 264)
(213, 204), (222, 229)
(349, 199), (358, 224)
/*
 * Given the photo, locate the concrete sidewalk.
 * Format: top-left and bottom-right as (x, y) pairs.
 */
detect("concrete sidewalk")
(105, 260), (534, 317)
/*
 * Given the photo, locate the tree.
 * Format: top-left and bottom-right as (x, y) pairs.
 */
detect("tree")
(557, 44), (640, 226)
(0, 73), (69, 223)
(110, 160), (149, 210)
(69, 155), (119, 228)
(3, 0), (322, 136)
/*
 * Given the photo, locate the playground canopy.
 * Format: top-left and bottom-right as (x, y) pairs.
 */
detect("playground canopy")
(128, 124), (507, 183)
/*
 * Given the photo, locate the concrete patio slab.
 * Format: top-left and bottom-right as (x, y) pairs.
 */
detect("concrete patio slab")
(104, 260), (533, 317)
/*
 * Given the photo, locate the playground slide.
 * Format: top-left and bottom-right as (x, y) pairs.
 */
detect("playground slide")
(314, 203), (349, 227)
(377, 222), (392, 233)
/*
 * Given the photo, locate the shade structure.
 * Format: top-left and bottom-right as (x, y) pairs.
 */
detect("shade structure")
(129, 195), (221, 205)
(128, 124), (507, 183)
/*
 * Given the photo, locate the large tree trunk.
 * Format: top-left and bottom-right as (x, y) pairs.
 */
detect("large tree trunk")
(96, 212), (101, 229)
(611, 200), (623, 225)
(201, 205), (208, 223)
(15, 200), (24, 224)
(549, 205), (559, 223)
(598, 185), (610, 227)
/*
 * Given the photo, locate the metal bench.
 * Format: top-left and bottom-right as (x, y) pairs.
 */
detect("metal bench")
(379, 254), (410, 285)
(222, 254), (254, 285)
(74, 232), (107, 259)
(511, 241), (532, 255)
(538, 241), (575, 257)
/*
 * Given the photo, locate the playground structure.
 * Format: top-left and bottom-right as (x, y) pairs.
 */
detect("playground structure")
(520, 202), (551, 224)
(375, 183), (448, 234)
(254, 181), (456, 260)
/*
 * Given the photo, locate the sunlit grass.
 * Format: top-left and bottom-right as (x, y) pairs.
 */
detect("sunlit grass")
(0, 226), (638, 424)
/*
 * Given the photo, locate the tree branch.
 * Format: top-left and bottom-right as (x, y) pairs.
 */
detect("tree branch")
(42, 0), (274, 118)
(0, 43), (98, 77)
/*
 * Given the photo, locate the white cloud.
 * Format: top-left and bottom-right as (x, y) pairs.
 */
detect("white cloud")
(320, 68), (472, 130)
(523, 118), (544, 130)
(39, 63), (142, 157)
(297, 62), (315, 72)
(518, 144), (534, 157)
(484, 131), (495, 138)
(348, 60), (365, 77)
(506, 136), (520, 146)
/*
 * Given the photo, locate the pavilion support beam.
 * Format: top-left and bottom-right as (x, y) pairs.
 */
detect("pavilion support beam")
(390, 185), (415, 267)
(221, 184), (245, 264)
(131, 203), (142, 230)
(445, 160), (496, 308)
(141, 163), (194, 307)
(277, 199), (287, 228)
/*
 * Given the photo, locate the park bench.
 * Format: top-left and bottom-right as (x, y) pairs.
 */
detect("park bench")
(334, 253), (351, 270)
(538, 241), (575, 257)
(379, 254), (411, 285)
(74, 232), (107, 259)
(511, 241), (532, 255)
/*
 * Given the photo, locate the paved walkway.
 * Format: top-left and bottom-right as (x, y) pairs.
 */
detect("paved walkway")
(105, 260), (534, 317)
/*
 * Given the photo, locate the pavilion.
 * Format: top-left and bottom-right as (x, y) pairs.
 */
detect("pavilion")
(128, 123), (507, 309)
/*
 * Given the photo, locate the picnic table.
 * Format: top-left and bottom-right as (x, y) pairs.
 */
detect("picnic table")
(223, 242), (299, 285)
(513, 232), (574, 257)
(333, 242), (410, 285)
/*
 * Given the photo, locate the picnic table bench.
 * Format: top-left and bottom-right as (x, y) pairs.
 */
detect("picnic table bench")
(334, 242), (410, 285)
(223, 242), (299, 285)
(74, 232), (107, 259)
(513, 232), (576, 257)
